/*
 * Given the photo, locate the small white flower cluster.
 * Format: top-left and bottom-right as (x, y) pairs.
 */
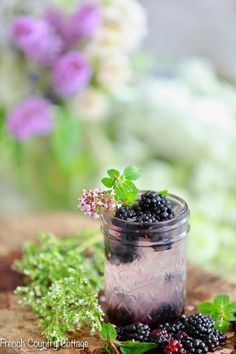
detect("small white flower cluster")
(77, 0), (147, 121)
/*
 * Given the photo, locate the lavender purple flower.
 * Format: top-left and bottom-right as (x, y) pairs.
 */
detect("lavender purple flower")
(7, 96), (54, 141)
(44, 7), (67, 43)
(66, 3), (101, 45)
(11, 16), (62, 65)
(51, 51), (92, 97)
(78, 189), (116, 219)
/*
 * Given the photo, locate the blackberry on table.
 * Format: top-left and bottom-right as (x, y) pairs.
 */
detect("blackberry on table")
(180, 336), (208, 353)
(159, 319), (186, 336)
(116, 322), (150, 342)
(203, 329), (227, 352)
(149, 329), (173, 351)
(139, 191), (174, 221)
(185, 313), (215, 338)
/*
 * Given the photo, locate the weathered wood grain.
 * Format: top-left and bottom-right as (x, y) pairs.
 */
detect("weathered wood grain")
(0, 214), (235, 354)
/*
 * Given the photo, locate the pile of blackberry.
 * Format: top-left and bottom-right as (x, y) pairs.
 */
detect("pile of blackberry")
(116, 322), (150, 342)
(115, 191), (174, 223)
(116, 313), (227, 353)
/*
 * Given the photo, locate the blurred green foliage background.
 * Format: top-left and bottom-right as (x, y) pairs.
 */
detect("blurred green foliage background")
(1, 0), (236, 282)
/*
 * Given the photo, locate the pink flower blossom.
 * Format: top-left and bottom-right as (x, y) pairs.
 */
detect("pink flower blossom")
(11, 16), (62, 65)
(44, 7), (67, 44)
(51, 51), (92, 97)
(44, 3), (100, 48)
(7, 96), (54, 141)
(66, 3), (101, 45)
(78, 189), (116, 219)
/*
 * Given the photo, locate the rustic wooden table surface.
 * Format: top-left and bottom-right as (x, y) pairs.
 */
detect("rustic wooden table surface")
(0, 213), (235, 354)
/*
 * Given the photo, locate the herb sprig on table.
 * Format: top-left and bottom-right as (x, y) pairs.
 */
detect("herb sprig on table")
(198, 294), (236, 332)
(14, 232), (105, 344)
(100, 323), (157, 354)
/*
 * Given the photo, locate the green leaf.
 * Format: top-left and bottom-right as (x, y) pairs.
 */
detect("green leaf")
(159, 189), (169, 196)
(122, 180), (138, 194)
(123, 166), (141, 181)
(114, 185), (126, 202)
(102, 178), (115, 188)
(107, 169), (120, 178)
(225, 302), (236, 312)
(120, 180), (138, 204)
(197, 302), (213, 314)
(223, 312), (236, 321)
(100, 323), (117, 341)
(120, 341), (157, 354)
(214, 319), (230, 332)
(209, 307), (222, 319)
(214, 295), (230, 306)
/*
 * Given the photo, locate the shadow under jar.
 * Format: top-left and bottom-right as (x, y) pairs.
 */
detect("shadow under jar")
(101, 193), (190, 327)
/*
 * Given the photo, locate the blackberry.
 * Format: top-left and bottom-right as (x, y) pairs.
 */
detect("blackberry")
(112, 243), (139, 263)
(115, 206), (137, 221)
(151, 304), (183, 325)
(139, 191), (174, 221)
(185, 313), (215, 338)
(106, 307), (134, 327)
(116, 322), (150, 342)
(203, 329), (227, 352)
(180, 336), (208, 353)
(149, 329), (173, 351)
(136, 211), (157, 224)
(132, 204), (143, 217)
(159, 319), (186, 336)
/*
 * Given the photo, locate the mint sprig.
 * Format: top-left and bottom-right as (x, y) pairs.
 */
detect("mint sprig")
(197, 294), (236, 332)
(100, 323), (157, 354)
(101, 166), (141, 205)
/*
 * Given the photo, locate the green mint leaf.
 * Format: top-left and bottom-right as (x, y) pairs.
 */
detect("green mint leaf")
(223, 312), (236, 321)
(225, 302), (236, 312)
(100, 323), (117, 341)
(102, 177), (115, 188)
(213, 294), (230, 306)
(123, 166), (141, 181)
(107, 169), (120, 178)
(209, 307), (222, 319)
(120, 341), (157, 354)
(159, 189), (169, 196)
(122, 180), (138, 194)
(214, 319), (230, 332)
(197, 302), (213, 314)
(121, 180), (138, 204)
(126, 192), (138, 204)
(114, 185), (126, 202)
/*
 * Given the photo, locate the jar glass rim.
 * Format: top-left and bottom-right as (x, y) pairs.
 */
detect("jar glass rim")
(102, 193), (190, 230)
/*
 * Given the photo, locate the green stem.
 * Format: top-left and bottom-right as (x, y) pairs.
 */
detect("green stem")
(110, 340), (120, 354)
(76, 232), (101, 253)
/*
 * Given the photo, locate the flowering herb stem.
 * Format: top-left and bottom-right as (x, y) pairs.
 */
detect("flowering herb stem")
(14, 233), (105, 344)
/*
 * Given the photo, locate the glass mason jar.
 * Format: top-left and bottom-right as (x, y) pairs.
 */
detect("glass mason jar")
(101, 193), (190, 326)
